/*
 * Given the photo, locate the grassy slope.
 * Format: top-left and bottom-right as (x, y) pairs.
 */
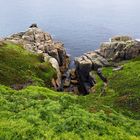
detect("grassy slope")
(0, 42), (140, 139)
(78, 57), (140, 119)
(0, 86), (140, 140)
(0, 42), (56, 87)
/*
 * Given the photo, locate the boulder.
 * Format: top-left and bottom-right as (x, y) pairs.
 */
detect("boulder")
(43, 53), (61, 89)
(100, 42), (126, 61)
(85, 51), (110, 70)
(100, 37), (140, 61)
(63, 79), (71, 87)
(74, 52), (108, 94)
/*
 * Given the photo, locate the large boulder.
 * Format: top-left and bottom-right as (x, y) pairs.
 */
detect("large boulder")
(75, 52), (109, 94)
(85, 52), (110, 70)
(100, 36), (140, 61)
(43, 53), (61, 90)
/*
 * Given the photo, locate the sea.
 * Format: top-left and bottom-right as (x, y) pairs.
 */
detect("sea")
(0, 0), (140, 59)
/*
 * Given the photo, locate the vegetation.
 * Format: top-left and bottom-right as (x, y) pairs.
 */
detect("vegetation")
(102, 58), (140, 114)
(0, 42), (56, 88)
(0, 42), (140, 139)
(79, 57), (140, 119)
(0, 86), (140, 140)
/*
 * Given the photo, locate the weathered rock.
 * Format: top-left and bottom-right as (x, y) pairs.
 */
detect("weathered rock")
(113, 66), (123, 71)
(100, 36), (140, 61)
(110, 35), (133, 42)
(70, 69), (77, 79)
(74, 52), (109, 94)
(3, 27), (140, 95)
(85, 51), (110, 70)
(74, 36), (140, 95)
(3, 24), (70, 90)
(51, 79), (58, 90)
(5, 25), (69, 69)
(63, 79), (71, 87)
(100, 42), (125, 61)
(43, 53), (61, 89)
(63, 87), (70, 92)
(75, 55), (93, 74)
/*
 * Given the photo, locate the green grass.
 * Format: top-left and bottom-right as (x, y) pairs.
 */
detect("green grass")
(103, 58), (140, 115)
(0, 42), (56, 88)
(0, 85), (140, 140)
(79, 57), (140, 119)
(0, 41), (140, 139)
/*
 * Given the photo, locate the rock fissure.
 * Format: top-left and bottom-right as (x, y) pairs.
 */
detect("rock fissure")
(1, 25), (140, 94)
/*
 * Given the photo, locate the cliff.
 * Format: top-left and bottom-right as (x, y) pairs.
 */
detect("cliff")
(0, 24), (70, 90)
(74, 36), (140, 94)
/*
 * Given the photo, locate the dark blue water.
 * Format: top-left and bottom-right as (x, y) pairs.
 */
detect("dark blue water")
(0, 0), (140, 58)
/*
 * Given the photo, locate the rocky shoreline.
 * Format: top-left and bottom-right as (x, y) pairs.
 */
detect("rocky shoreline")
(1, 24), (140, 94)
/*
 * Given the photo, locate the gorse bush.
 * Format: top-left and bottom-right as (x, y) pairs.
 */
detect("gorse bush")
(0, 86), (140, 140)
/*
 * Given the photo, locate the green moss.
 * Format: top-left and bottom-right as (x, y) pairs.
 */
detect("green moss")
(0, 42), (56, 88)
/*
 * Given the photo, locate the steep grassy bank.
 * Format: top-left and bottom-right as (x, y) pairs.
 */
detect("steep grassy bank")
(0, 42), (56, 88)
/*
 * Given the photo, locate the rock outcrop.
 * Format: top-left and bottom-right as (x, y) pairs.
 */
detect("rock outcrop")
(74, 52), (109, 94)
(110, 35), (133, 42)
(3, 24), (70, 90)
(2, 27), (140, 95)
(74, 36), (140, 94)
(100, 36), (140, 61)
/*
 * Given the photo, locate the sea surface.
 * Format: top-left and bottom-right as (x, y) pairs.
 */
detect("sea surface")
(0, 0), (140, 58)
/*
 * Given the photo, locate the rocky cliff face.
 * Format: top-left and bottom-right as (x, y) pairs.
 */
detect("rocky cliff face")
(100, 36), (140, 61)
(1, 26), (140, 95)
(74, 36), (140, 94)
(2, 24), (70, 90)
(74, 52), (109, 94)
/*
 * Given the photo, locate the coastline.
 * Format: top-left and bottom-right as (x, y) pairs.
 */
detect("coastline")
(1, 24), (140, 95)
